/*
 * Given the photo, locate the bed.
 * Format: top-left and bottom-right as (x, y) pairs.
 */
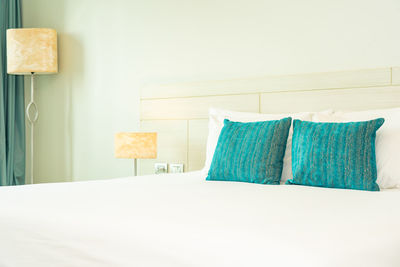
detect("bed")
(2, 67), (400, 266)
(1, 171), (399, 267)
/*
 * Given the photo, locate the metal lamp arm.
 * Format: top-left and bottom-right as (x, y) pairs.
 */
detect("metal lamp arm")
(26, 73), (38, 184)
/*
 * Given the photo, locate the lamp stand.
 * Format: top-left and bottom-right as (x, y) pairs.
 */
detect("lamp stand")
(134, 158), (137, 176)
(26, 72), (38, 184)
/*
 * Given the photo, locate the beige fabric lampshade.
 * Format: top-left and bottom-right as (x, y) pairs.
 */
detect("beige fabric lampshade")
(115, 132), (157, 159)
(7, 28), (58, 74)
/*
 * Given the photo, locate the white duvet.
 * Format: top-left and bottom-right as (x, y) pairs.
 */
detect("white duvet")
(0, 172), (399, 267)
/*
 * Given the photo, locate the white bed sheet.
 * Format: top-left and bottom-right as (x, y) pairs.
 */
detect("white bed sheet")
(0, 171), (399, 267)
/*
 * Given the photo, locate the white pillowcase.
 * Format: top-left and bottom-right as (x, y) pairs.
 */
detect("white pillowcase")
(312, 107), (400, 189)
(202, 108), (312, 184)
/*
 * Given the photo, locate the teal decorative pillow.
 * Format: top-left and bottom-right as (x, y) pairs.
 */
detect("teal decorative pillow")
(286, 119), (384, 191)
(206, 117), (292, 184)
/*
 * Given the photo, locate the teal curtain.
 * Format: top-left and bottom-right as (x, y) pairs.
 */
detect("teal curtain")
(0, 0), (25, 185)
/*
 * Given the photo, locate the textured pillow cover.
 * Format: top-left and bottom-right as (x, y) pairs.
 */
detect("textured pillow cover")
(312, 107), (400, 189)
(206, 117), (292, 184)
(202, 108), (312, 184)
(287, 119), (384, 191)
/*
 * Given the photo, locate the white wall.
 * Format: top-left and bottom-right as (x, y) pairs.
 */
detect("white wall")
(22, 0), (400, 182)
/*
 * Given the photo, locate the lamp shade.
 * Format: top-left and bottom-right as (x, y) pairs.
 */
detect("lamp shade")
(7, 28), (58, 74)
(115, 132), (157, 159)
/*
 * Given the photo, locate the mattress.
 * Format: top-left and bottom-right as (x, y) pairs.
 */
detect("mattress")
(0, 171), (399, 267)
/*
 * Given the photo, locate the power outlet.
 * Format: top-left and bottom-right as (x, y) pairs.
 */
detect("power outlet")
(154, 163), (167, 174)
(169, 163), (184, 173)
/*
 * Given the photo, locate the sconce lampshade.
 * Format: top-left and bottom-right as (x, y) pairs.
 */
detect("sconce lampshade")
(7, 28), (58, 75)
(115, 132), (157, 159)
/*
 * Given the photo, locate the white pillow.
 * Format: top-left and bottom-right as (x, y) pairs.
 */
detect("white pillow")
(202, 108), (312, 184)
(312, 107), (400, 189)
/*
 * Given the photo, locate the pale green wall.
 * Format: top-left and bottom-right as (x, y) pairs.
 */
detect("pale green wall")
(22, 0), (400, 183)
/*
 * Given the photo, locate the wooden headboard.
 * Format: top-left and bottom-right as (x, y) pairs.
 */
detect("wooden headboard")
(138, 67), (400, 175)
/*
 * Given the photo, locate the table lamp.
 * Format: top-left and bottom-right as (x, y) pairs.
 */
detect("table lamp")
(7, 28), (58, 184)
(115, 132), (157, 176)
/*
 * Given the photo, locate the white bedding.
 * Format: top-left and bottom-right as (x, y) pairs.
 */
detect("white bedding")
(0, 172), (399, 267)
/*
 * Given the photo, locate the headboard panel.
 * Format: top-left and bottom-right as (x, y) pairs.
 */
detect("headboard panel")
(139, 67), (400, 175)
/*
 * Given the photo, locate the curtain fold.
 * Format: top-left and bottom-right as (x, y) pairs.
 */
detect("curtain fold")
(0, 0), (25, 186)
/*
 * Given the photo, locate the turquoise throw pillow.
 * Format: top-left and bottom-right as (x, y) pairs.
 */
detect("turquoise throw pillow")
(206, 118), (292, 184)
(286, 119), (384, 191)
